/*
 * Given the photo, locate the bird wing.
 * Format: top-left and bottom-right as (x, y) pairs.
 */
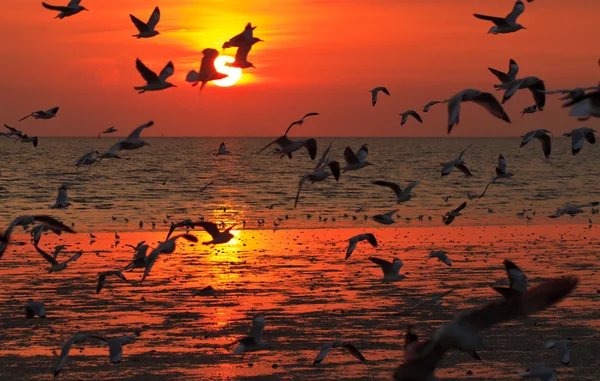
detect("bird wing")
(458, 144), (472, 159)
(56, 187), (68, 206)
(458, 277), (577, 332)
(135, 58), (160, 84)
(408, 110), (423, 123)
(158, 61), (175, 82)
(34, 244), (59, 266)
(303, 112), (320, 119)
(471, 92), (511, 123)
(345, 237), (358, 260)
(130, 14), (148, 33)
(372, 180), (403, 198)
(63, 251), (82, 265)
(340, 343), (366, 361)
(234, 42), (253, 63)
(507, 59), (519, 80)
(356, 144), (369, 162)
(96, 273), (106, 294)
(294, 175), (310, 209)
(315, 142), (332, 169)
(537, 133), (552, 158)
(369, 257), (394, 275)
(4, 124), (18, 133)
(126, 120), (154, 141)
(284, 120), (300, 135)
(505, 0), (525, 23)
(527, 79), (546, 110)
(504, 260), (527, 291)
(454, 202), (468, 213)
(584, 129), (596, 144)
(257, 135), (289, 154)
(313, 342), (334, 364)
(478, 180), (494, 199)
(196, 222), (222, 239)
(570, 128), (586, 155)
(380, 87), (390, 96)
(365, 233), (378, 247)
(42, 2), (70, 11)
(108, 340), (124, 363)
(473, 14), (508, 27)
(47, 106), (59, 115)
(455, 163), (472, 176)
(488, 67), (509, 83)
(344, 146), (359, 165)
(497, 154), (507, 173)
(147, 6), (160, 29)
(447, 94), (462, 134)
(67, 0), (82, 7)
(54, 334), (107, 377)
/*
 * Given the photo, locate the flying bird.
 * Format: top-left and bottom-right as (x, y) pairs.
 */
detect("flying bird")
(227, 38), (262, 69)
(423, 100), (443, 113)
(440, 145), (473, 176)
(130, 6), (160, 38)
(105, 121), (153, 154)
(3, 124), (23, 137)
(443, 202), (467, 225)
(372, 210), (398, 225)
(101, 126), (117, 134)
(372, 180), (420, 203)
(369, 257), (405, 281)
(313, 340), (366, 365)
(74, 150), (100, 168)
(42, 0), (88, 19)
(370, 87), (390, 106)
(215, 142), (231, 156)
(14, 134), (38, 147)
(400, 110), (423, 126)
(489, 59), (519, 87)
(427, 251), (452, 266)
(446, 89), (510, 134)
(223, 23), (260, 50)
(521, 105), (538, 116)
(478, 154), (514, 198)
(285, 113), (320, 135)
(50, 185), (71, 209)
(542, 86), (600, 101)
(491, 259), (528, 298)
(345, 233), (378, 260)
(19, 106), (59, 121)
(563, 88), (600, 120)
(500, 77), (546, 110)
(195, 222), (236, 245)
(186, 48), (228, 90)
(34, 245), (82, 273)
(343, 144), (372, 172)
(134, 58), (175, 93)
(294, 161), (341, 208)
(473, 0), (526, 34)
(563, 127), (596, 155)
(230, 315), (272, 354)
(96, 270), (128, 294)
(257, 135), (318, 160)
(0, 215), (74, 259)
(520, 129), (551, 159)
(142, 234), (198, 281)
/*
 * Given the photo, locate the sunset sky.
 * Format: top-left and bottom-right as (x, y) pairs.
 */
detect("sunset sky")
(1, 0), (598, 137)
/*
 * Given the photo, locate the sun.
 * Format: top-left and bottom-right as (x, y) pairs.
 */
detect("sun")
(213, 56), (242, 87)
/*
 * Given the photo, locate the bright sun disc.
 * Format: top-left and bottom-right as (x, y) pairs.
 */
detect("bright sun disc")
(213, 56), (242, 87)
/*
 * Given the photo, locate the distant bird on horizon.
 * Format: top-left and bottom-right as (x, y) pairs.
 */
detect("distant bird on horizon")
(520, 129), (551, 159)
(19, 107), (59, 121)
(563, 127), (596, 155)
(474, 0), (526, 34)
(400, 110), (423, 126)
(285, 113), (320, 135)
(134, 58), (175, 93)
(446, 89), (510, 134)
(130, 6), (160, 38)
(370, 87), (390, 107)
(42, 0), (88, 19)
(186, 48), (228, 90)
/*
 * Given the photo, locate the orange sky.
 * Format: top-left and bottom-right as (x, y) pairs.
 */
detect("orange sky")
(0, 0), (598, 137)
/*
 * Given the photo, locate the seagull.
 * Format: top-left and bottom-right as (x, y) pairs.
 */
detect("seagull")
(393, 277), (578, 381)
(313, 340), (366, 365)
(446, 89), (510, 134)
(74, 150), (100, 168)
(196, 222), (236, 245)
(222, 23), (260, 50)
(443, 202), (467, 225)
(285, 113), (320, 135)
(313, 141), (333, 169)
(54, 334), (108, 377)
(546, 339), (572, 365)
(230, 315), (272, 354)
(0, 215), (74, 259)
(372, 180), (420, 203)
(343, 144), (372, 172)
(489, 59), (519, 87)
(3, 124), (23, 137)
(563, 127), (596, 155)
(491, 259), (527, 298)
(19, 106), (59, 121)
(165, 219), (195, 240)
(563, 88), (600, 120)
(521, 105), (538, 116)
(294, 161), (341, 208)
(227, 37), (262, 69)
(124, 244), (150, 271)
(500, 77), (546, 110)
(14, 134), (38, 147)
(130, 6), (160, 38)
(427, 251), (452, 266)
(134, 58), (175, 93)
(25, 301), (46, 318)
(478, 154), (514, 199)
(369, 257), (405, 281)
(50, 185), (71, 209)
(105, 121), (153, 154)
(372, 210), (397, 225)
(440, 145), (472, 176)
(441, 196), (452, 203)
(520, 129), (551, 159)
(345, 233), (378, 260)
(543, 87), (599, 101)
(370, 87), (390, 106)
(42, 0), (88, 19)
(186, 48), (228, 90)
(101, 126), (117, 134)
(101, 331), (141, 363)
(142, 234), (198, 281)
(423, 100), (443, 113)
(473, 0), (526, 34)
(215, 142), (231, 156)
(96, 270), (128, 294)
(34, 245), (82, 273)
(548, 206), (583, 218)
(257, 135), (318, 160)
(400, 110), (423, 126)
(518, 364), (556, 381)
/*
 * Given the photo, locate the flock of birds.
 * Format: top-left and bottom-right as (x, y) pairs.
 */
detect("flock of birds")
(0, 0), (599, 380)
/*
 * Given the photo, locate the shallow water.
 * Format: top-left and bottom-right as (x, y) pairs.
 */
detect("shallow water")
(0, 225), (598, 380)
(0, 137), (599, 232)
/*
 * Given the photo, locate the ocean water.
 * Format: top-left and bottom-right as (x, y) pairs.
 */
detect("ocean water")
(0, 137), (598, 232)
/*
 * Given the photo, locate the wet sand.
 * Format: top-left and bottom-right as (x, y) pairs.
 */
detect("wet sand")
(0, 224), (599, 380)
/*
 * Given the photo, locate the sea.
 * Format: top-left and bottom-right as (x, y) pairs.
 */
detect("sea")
(0, 137), (598, 232)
